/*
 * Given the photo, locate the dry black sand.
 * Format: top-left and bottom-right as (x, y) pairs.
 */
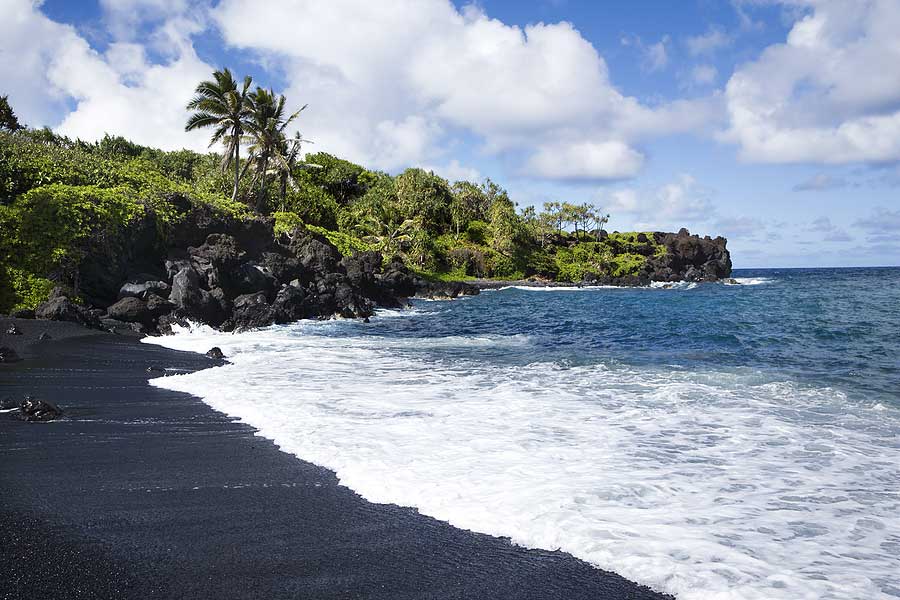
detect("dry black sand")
(1, 317), (671, 600)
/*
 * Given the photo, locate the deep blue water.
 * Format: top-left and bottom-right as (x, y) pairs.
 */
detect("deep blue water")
(367, 268), (900, 406)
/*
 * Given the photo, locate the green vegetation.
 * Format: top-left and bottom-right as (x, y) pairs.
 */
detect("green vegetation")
(0, 77), (666, 313)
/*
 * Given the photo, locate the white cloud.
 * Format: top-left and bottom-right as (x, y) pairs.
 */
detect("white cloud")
(723, 0), (900, 164)
(603, 174), (717, 231)
(0, 0), (214, 151)
(214, 0), (713, 178)
(5, 0), (721, 180)
(419, 159), (482, 183)
(99, 0), (192, 42)
(526, 141), (644, 180)
(686, 27), (731, 55)
(690, 64), (718, 86)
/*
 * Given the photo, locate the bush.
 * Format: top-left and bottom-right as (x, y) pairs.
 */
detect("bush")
(273, 211), (304, 237)
(305, 224), (373, 257)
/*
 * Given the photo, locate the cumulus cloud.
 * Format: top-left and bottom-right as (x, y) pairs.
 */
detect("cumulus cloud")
(3, 0), (720, 179)
(723, 0), (900, 164)
(419, 159), (482, 183)
(0, 0), (215, 151)
(213, 0), (714, 178)
(526, 141), (644, 180)
(603, 174), (717, 231)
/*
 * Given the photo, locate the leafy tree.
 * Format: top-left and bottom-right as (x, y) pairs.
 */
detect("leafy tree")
(185, 68), (253, 203)
(394, 168), (452, 234)
(0, 95), (22, 131)
(303, 152), (370, 204)
(450, 180), (488, 237)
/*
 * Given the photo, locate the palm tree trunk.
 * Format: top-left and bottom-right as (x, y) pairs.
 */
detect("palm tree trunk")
(280, 171), (287, 210)
(232, 130), (240, 203)
(256, 154), (268, 213)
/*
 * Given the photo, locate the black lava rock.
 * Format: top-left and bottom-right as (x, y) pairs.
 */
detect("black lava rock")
(5, 324), (22, 335)
(0, 346), (22, 363)
(18, 396), (63, 422)
(205, 347), (225, 359)
(106, 296), (153, 325)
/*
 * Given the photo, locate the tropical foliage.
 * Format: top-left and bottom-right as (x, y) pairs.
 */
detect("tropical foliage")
(0, 80), (662, 312)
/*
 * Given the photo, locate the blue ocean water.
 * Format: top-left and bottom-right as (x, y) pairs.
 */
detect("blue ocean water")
(148, 268), (900, 600)
(376, 268), (900, 403)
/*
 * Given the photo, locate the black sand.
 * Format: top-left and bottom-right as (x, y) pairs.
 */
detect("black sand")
(1, 318), (671, 600)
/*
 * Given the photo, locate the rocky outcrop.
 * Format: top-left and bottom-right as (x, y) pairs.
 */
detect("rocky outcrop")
(27, 214), (477, 335)
(647, 229), (732, 283)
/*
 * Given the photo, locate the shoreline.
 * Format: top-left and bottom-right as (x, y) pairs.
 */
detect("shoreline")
(1, 317), (671, 600)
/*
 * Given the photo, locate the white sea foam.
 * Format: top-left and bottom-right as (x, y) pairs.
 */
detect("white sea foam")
(728, 277), (776, 286)
(497, 285), (622, 292)
(145, 322), (900, 600)
(649, 281), (699, 290)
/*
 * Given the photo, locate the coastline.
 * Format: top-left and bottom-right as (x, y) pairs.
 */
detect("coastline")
(1, 319), (671, 600)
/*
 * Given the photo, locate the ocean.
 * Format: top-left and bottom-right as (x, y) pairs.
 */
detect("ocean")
(145, 267), (900, 600)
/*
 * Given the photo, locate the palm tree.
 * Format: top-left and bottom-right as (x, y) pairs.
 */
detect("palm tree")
(359, 201), (418, 259)
(273, 131), (318, 212)
(244, 87), (305, 213)
(185, 68), (253, 202)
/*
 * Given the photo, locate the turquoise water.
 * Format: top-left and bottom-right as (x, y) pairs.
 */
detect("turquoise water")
(148, 268), (900, 599)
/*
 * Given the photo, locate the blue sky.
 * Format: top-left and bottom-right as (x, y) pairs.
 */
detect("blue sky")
(2, 0), (899, 268)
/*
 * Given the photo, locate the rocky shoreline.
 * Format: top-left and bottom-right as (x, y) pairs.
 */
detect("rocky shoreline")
(5, 201), (730, 337)
(7, 205), (479, 337)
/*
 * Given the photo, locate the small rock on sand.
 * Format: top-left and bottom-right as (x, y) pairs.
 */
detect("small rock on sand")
(0, 346), (22, 363)
(18, 396), (64, 422)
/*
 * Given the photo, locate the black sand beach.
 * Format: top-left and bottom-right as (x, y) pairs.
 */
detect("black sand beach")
(1, 318), (671, 600)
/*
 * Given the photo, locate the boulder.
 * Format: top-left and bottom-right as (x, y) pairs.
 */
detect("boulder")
(259, 250), (303, 283)
(0, 346), (22, 363)
(205, 347), (225, 359)
(290, 232), (341, 275)
(18, 396), (63, 422)
(231, 292), (273, 331)
(106, 297), (153, 325)
(169, 267), (223, 325)
(35, 296), (94, 326)
(146, 293), (175, 318)
(118, 280), (170, 300)
(271, 284), (310, 323)
(188, 233), (245, 290)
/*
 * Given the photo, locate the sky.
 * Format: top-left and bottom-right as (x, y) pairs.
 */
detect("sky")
(2, 0), (900, 268)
